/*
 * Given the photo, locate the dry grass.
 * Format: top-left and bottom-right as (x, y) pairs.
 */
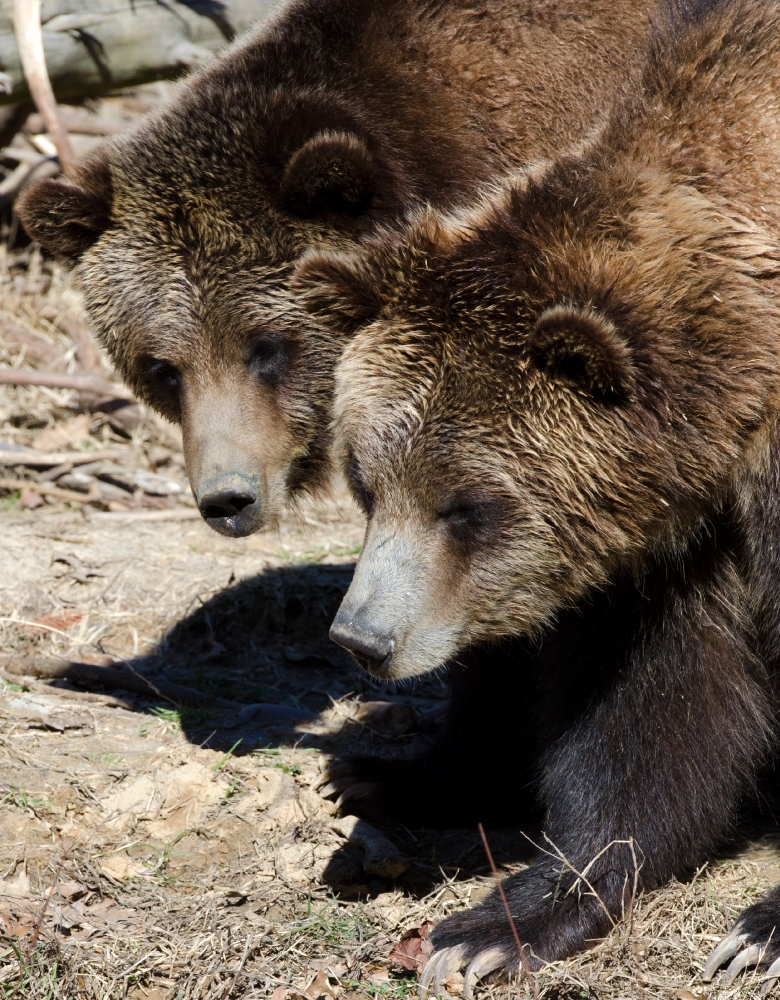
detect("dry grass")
(0, 182), (777, 1000)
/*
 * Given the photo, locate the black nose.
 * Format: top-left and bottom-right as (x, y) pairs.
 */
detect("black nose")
(198, 489), (256, 521)
(329, 621), (394, 676)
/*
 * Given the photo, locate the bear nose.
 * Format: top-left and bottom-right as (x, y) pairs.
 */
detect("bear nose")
(198, 488), (256, 521)
(329, 620), (395, 676)
(195, 476), (264, 537)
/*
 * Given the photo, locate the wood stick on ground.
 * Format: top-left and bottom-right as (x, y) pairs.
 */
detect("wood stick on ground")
(478, 821), (540, 1000)
(0, 367), (132, 396)
(11, 0), (74, 175)
(0, 475), (98, 503)
(0, 448), (129, 467)
(90, 507), (202, 523)
(0, 655), (246, 711)
(51, 312), (104, 374)
(0, 670), (130, 707)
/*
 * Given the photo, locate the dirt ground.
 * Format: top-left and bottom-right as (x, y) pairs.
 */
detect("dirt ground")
(1, 92), (780, 1000)
(2, 493), (780, 1000)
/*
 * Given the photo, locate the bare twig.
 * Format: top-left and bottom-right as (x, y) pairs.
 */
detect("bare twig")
(11, 0), (74, 176)
(0, 448), (129, 467)
(90, 508), (202, 523)
(0, 476), (97, 504)
(0, 654), (274, 717)
(478, 822), (540, 1000)
(0, 368), (132, 396)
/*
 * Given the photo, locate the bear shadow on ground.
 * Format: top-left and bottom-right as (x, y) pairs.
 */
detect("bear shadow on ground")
(72, 558), (780, 902)
(106, 560), (541, 896)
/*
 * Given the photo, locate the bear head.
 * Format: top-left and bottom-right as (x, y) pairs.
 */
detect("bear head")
(16, 66), (417, 536)
(295, 169), (780, 679)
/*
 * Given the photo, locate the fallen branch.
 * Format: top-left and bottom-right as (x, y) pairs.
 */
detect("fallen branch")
(89, 508), (201, 523)
(0, 475), (98, 503)
(0, 655), (315, 723)
(0, 669), (129, 707)
(11, 0), (74, 175)
(49, 312), (104, 375)
(0, 368), (131, 396)
(0, 447), (128, 466)
(0, 655), (244, 711)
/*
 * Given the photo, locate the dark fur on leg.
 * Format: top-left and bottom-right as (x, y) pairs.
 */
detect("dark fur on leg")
(430, 529), (773, 973)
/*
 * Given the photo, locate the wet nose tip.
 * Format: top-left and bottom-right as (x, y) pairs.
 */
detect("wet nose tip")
(329, 621), (394, 675)
(198, 488), (257, 520)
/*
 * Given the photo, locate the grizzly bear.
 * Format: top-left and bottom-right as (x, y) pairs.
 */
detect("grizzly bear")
(297, 0), (780, 987)
(16, 0), (657, 537)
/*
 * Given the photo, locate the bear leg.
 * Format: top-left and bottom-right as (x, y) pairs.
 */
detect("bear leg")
(422, 544), (773, 990)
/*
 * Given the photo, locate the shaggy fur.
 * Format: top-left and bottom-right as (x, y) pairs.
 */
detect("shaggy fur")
(297, 0), (780, 979)
(15, 0), (657, 535)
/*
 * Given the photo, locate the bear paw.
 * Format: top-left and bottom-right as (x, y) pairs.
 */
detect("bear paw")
(419, 944), (516, 999)
(704, 890), (780, 992)
(315, 758), (389, 820)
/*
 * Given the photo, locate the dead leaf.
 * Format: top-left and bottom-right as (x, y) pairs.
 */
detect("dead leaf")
(389, 923), (434, 972)
(304, 969), (340, 1000)
(20, 484), (43, 509)
(0, 870), (31, 898)
(270, 988), (289, 1000)
(678, 992), (703, 1000)
(19, 609), (82, 635)
(54, 880), (85, 900)
(441, 972), (464, 995)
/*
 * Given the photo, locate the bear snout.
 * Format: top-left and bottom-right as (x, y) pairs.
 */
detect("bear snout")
(329, 615), (395, 677)
(196, 475), (264, 537)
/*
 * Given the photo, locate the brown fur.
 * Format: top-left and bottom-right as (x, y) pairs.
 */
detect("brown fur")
(16, 0), (657, 535)
(295, 0), (780, 975)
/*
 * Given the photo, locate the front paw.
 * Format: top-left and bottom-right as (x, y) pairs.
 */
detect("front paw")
(418, 937), (520, 999)
(315, 756), (414, 823)
(704, 887), (780, 991)
(419, 909), (530, 998)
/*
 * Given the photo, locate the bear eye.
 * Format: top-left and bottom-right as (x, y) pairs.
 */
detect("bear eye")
(438, 494), (503, 550)
(137, 354), (182, 420)
(142, 356), (181, 390)
(347, 450), (374, 516)
(245, 331), (289, 386)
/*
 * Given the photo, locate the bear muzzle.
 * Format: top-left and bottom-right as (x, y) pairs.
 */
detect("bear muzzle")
(196, 474), (264, 537)
(329, 616), (395, 677)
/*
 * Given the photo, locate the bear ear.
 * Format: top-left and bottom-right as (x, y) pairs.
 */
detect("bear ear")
(16, 153), (112, 259)
(529, 303), (635, 400)
(292, 249), (381, 333)
(281, 131), (376, 218)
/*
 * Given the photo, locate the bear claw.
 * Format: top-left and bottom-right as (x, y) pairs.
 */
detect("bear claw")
(419, 946), (467, 997)
(463, 948), (507, 999)
(335, 780), (379, 809)
(418, 945), (509, 998)
(703, 927), (780, 991)
(702, 928), (750, 981)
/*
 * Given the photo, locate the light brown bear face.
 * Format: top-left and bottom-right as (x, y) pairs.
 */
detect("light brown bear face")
(296, 183), (780, 678)
(16, 97), (394, 536)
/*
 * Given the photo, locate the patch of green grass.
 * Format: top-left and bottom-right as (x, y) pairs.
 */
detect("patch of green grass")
(284, 896), (377, 950)
(0, 785), (40, 810)
(139, 703), (214, 736)
(344, 980), (415, 1000)
(0, 941), (67, 999)
(212, 738), (242, 773)
(253, 748), (303, 775)
(84, 752), (123, 765)
(0, 490), (20, 511)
